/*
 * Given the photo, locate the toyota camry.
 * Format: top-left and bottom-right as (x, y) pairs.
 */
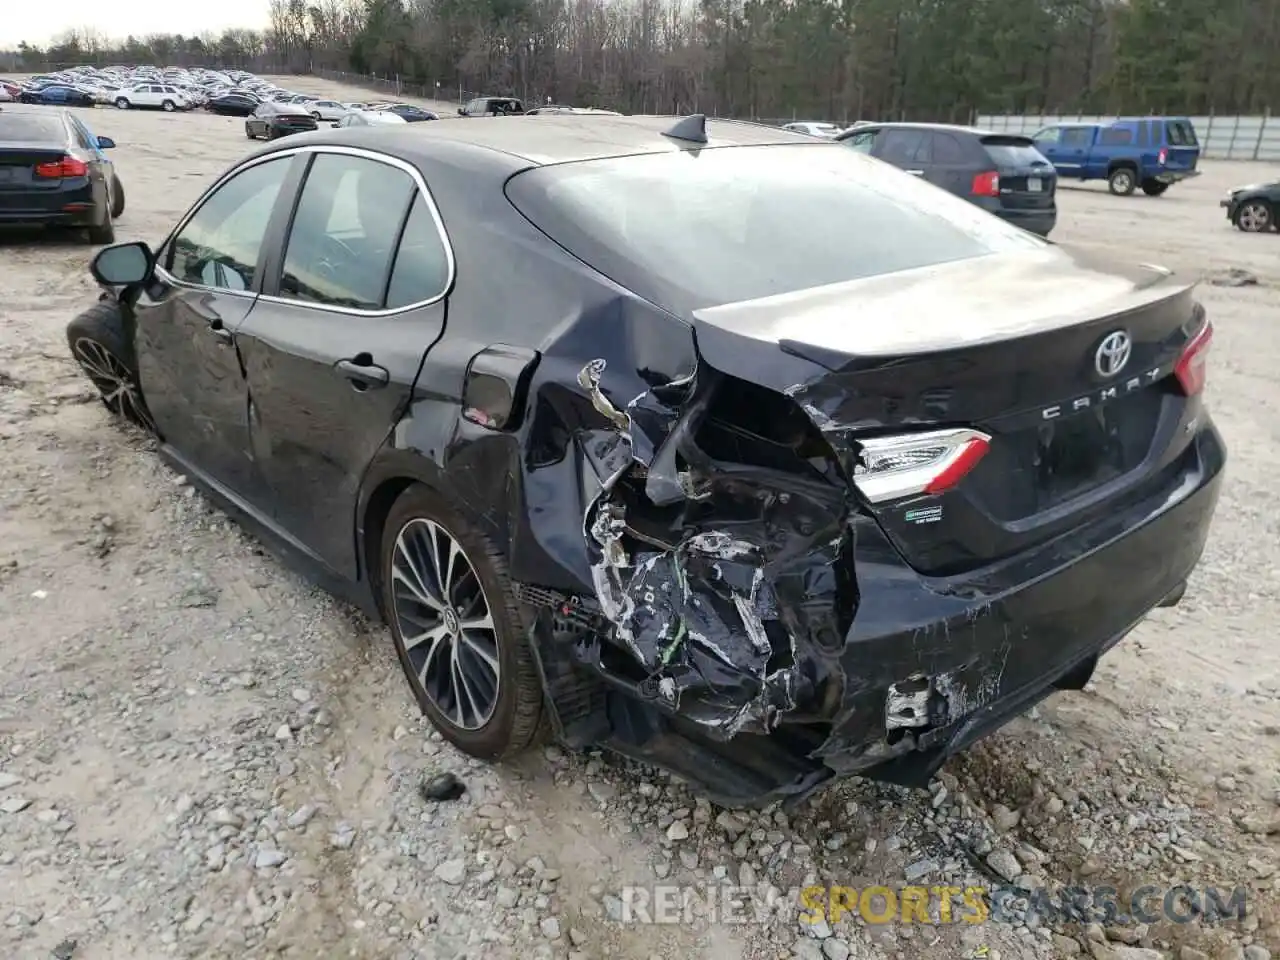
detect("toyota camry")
(65, 115), (1224, 807)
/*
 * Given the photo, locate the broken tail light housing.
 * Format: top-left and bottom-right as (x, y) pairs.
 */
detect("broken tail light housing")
(1174, 320), (1213, 396)
(34, 156), (88, 178)
(853, 428), (991, 503)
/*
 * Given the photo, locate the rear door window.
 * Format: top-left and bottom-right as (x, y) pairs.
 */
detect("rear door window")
(1099, 126), (1133, 145)
(278, 153), (416, 310)
(930, 132), (967, 164)
(1165, 120), (1198, 146)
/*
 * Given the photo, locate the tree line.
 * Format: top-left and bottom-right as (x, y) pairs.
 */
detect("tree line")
(5, 0), (1278, 123)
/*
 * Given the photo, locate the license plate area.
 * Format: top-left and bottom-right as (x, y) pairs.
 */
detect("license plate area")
(1027, 178), (1042, 192)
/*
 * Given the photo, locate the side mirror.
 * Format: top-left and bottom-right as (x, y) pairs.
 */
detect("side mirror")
(97, 136), (115, 149)
(91, 241), (154, 286)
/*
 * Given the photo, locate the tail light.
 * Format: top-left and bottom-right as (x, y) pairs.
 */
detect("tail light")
(970, 171), (1000, 197)
(1158, 148), (1168, 165)
(34, 156), (88, 178)
(1174, 320), (1213, 396)
(853, 429), (991, 503)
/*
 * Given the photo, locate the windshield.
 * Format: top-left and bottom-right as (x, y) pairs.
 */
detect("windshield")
(506, 143), (1044, 312)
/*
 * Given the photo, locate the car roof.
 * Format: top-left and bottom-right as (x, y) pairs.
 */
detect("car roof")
(286, 114), (821, 167)
(846, 121), (999, 137)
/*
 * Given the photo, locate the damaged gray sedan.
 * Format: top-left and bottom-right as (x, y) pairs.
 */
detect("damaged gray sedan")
(70, 114), (1225, 808)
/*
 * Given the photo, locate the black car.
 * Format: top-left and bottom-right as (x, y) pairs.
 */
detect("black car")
(458, 96), (525, 117)
(1220, 179), (1277, 232)
(379, 103), (437, 123)
(245, 102), (318, 140)
(17, 84), (97, 108)
(838, 122), (1058, 237)
(0, 105), (124, 243)
(206, 93), (260, 117)
(65, 115), (1224, 808)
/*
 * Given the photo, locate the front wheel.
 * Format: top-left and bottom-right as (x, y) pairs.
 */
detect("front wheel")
(311, 111), (321, 120)
(380, 485), (545, 760)
(162, 99), (175, 112)
(66, 301), (158, 434)
(1108, 167), (1137, 196)
(1235, 200), (1273, 233)
(1141, 180), (1169, 196)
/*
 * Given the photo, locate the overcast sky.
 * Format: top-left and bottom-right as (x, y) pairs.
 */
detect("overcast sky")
(2, 3), (269, 49)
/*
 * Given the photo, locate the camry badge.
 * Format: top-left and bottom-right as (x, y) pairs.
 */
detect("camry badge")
(1095, 331), (1132, 378)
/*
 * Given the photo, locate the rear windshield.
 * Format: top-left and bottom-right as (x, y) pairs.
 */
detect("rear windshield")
(505, 143), (1044, 312)
(0, 114), (65, 142)
(981, 138), (1048, 167)
(1165, 120), (1198, 146)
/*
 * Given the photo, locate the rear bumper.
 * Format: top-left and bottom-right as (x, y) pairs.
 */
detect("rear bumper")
(0, 181), (105, 227)
(995, 207), (1056, 237)
(1155, 169), (1200, 184)
(572, 419), (1225, 807)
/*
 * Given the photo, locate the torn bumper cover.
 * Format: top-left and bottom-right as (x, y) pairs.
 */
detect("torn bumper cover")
(525, 359), (1225, 808)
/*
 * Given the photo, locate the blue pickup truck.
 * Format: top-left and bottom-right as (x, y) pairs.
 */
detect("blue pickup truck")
(1029, 117), (1201, 196)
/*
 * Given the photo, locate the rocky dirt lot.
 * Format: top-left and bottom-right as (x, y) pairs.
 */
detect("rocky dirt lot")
(1, 77), (1278, 960)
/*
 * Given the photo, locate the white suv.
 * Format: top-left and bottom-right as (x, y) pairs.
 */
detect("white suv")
(114, 84), (190, 112)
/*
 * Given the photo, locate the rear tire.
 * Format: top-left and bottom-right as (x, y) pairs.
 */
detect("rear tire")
(311, 110), (321, 120)
(110, 175), (125, 219)
(114, 97), (129, 110)
(380, 484), (545, 760)
(1235, 200), (1273, 233)
(1108, 166), (1137, 196)
(87, 216), (115, 245)
(245, 124), (256, 139)
(1141, 180), (1169, 196)
(66, 301), (158, 434)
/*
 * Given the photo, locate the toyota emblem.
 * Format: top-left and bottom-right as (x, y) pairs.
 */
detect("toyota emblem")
(1095, 331), (1132, 378)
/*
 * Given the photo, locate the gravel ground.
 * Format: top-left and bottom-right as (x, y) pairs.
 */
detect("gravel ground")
(1, 77), (1278, 960)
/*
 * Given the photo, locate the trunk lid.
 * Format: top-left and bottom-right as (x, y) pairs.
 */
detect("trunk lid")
(981, 135), (1056, 210)
(0, 144), (69, 193)
(692, 246), (1202, 576)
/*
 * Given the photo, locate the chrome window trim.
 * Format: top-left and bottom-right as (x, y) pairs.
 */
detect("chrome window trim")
(156, 144), (457, 316)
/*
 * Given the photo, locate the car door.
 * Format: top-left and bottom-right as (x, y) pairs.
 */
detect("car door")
(1057, 126), (1094, 175)
(67, 115), (113, 204)
(921, 130), (970, 196)
(235, 149), (452, 578)
(1031, 126), (1061, 166)
(133, 153), (301, 499)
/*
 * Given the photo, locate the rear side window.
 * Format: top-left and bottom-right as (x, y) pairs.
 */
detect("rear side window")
(1165, 120), (1198, 146)
(1099, 126), (1133, 145)
(931, 133), (967, 163)
(505, 144), (1044, 313)
(385, 193), (451, 308)
(0, 115), (65, 141)
(279, 153), (416, 310)
(981, 138), (1048, 167)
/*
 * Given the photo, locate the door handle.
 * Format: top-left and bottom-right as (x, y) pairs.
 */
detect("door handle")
(336, 357), (390, 389)
(209, 320), (233, 344)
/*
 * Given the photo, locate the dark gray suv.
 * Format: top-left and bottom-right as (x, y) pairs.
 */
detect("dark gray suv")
(838, 122), (1057, 237)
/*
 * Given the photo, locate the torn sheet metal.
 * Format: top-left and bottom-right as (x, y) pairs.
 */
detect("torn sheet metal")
(577, 359), (853, 739)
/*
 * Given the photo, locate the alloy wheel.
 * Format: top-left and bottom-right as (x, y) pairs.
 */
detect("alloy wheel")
(1238, 202), (1271, 232)
(72, 337), (157, 433)
(390, 518), (501, 731)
